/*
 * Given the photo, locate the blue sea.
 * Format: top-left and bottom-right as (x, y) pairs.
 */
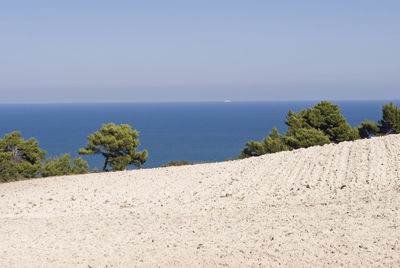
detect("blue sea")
(0, 101), (399, 170)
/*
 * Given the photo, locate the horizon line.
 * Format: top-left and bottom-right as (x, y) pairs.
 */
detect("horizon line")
(0, 99), (400, 105)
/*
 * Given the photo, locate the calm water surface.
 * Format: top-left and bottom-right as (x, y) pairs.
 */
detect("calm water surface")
(0, 101), (398, 169)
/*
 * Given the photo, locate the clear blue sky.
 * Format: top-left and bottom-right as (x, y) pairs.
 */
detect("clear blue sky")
(1, 0), (399, 103)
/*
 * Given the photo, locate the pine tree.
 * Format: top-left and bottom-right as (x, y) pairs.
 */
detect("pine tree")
(239, 101), (357, 158)
(357, 120), (379, 138)
(378, 102), (400, 134)
(0, 131), (46, 181)
(286, 101), (356, 143)
(79, 123), (148, 171)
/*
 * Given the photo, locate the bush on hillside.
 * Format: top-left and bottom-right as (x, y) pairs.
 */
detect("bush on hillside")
(378, 102), (400, 134)
(357, 120), (380, 139)
(91, 167), (99, 173)
(284, 127), (331, 149)
(71, 157), (90, 174)
(240, 128), (289, 158)
(41, 154), (71, 177)
(0, 158), (21, 182)
(355, 102), (400, 139)
(0, 131), (46, 182)
(162, 160), (191, 167)
(285, 101), (358, 143)
(41, 153), (90, 177)
(240, 101), (357, 158)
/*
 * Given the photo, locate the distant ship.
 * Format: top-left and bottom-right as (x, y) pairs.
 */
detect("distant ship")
(224, 100), (232, 103)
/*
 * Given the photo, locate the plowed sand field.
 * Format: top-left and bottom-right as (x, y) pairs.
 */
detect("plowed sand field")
(1, 135), (399, 267)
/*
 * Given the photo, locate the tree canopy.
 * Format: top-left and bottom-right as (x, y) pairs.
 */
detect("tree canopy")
(0, 131), (46, 182)
(79, 123), (148, 171)
(285, 101), (358, 143)
(357, 120), (380, 139)
(240, 128), (289, 158)
(71, 157), (90, 174)
(161, 160), (191, 167)
(40, 153), (90, 177)
(284, 127), (331, 149)
(355, 102), (400, 139)
(378, 102), (400, 134)
(240, 101), (358, 158)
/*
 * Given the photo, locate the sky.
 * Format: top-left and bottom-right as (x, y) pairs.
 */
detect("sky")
(0, 0), (399, 103)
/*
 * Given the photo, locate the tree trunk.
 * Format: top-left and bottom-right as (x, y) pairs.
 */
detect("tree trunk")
(102, 157), (109, 172)
(11, 146), (23, 163)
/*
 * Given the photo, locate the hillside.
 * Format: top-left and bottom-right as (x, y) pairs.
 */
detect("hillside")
(0, 135), (399, 267)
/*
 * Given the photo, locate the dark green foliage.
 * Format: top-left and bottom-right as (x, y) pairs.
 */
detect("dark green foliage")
(0, 158), (21, 182)
(356, 102), (400, 139)
(71, 157), (90, 175)
(284, 110), (307, 129)
(262, 128), (290, 153)
(41, 154), (71, 177)
(0, 131), (46, 181)
(162, 160), (191, 167)
(240, 101), (357, 158)
(352, 127), (361, 140)
(285, 101), (356, 143)
(41, 154), (90, 177)
(378, 102), (400, 134)
(91, 167), (99, 173)
(358, 120), (379, 138)
(239, 141), (266, 158)
(79, 123), (148, 171)
(284, 128), (331, 149)
(239, 128), (288, 158)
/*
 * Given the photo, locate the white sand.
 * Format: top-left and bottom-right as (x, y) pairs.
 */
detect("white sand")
(0, 134), (399, 267)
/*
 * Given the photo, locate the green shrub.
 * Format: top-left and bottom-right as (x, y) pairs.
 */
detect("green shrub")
(262, 128), (290, 153)
(41, 154), (89, 177)
(0, 158), (21, 182)
(71, 157), (90, 175)
(41, 154), (71, 177)
(240, 101), (356, 158)
(239, 128), (288, 158)
(285, 101), (356, 143)
(378, 102), (400, 134)
(0, 131), (46, 181)
(355, 102), (400, 138)
(358, 120), (379, 138)
(91, 167), (99, 173)
(284, 127), (331, 149)
(162, 160), (191, 167)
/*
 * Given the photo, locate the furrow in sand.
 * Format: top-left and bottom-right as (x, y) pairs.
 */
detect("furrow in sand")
(365, 137), (391, 198)
(337, 141), (351, 182)
(302, 144), (334, 191)
(320, 142), (342, 189)
(284, 149), (308, 185)
(326, 141), (351, 189)
(344, 138), (365, 188)
(382, 136), (400, 194)
(357, 140), (370, 184)
(367, 138), (378, 184)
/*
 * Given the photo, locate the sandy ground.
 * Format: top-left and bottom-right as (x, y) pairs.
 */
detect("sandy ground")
(0, 135), (399, 267)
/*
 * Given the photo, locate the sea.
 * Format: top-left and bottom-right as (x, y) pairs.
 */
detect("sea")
(0, 101), (399, 170)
